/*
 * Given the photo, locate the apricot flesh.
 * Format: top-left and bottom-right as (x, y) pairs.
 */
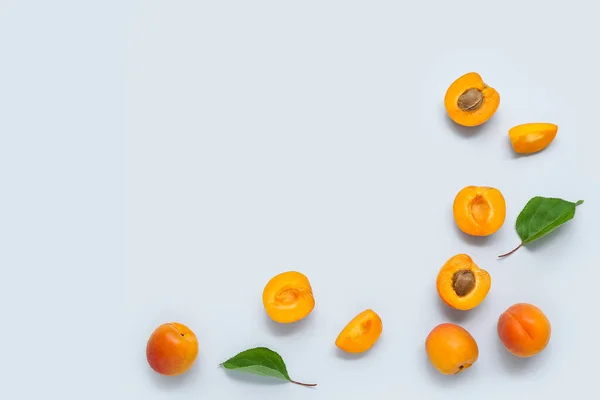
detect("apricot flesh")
(146, 322), (199, 376)
(262, 271), (315, 323)
(509, 122), (558, 154)
(498, 303), (551, 357)
(335, 309), (383, 353)
(453, 186), (506, 236)
(426, 323), (479, 375)
(436, 254), (491, 311)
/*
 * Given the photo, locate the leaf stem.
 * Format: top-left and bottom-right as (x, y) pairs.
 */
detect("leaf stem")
(576, 200), (584, 206)
(289, 379), (317, 387)
(498, 243), (523, 258)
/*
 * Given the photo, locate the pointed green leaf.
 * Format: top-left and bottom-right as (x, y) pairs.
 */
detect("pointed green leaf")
(220, 347), (316, 387)
(499, 196), (583, 258)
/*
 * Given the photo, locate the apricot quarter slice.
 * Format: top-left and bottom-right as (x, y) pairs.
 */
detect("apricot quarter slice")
(262, 271), (315, 324)
(335, 309), (383, 353)
(444, 72), (500, 127)
(509, 122), (558, 154)
(426, 323), (479, 375)
(453, 186), (506, 236)
(436, 254), (491, 311)
(498, 303), (551, 357)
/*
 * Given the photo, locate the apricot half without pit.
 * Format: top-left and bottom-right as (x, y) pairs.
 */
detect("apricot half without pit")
(436, 254), (491, 311)
(262, 271), (315, 324)
(453, 185), (506, 236)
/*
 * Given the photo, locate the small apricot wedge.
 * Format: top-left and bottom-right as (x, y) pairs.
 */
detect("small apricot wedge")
(509, 122), (558, 154)
(426, 323), (479, 375)
(498, 303), (551, 358)
(453, 186), (506, 236)
(444, 72), (500, 127)
(335, 309), (383, 353)
(436, 254), (491, 311)
(262, 271), (315, 323)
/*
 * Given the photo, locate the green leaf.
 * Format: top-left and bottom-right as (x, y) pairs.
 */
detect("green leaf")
(499, 196), (584, 258)
(219, 347), (316, 387)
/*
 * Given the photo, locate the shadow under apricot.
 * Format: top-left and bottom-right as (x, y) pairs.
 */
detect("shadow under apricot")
(496, 338), (548, 375)
(146, 363), (199, 391)
(443, 112), (488, 138)
(452, 218), (493, 247)
(263, 312), (314, 336)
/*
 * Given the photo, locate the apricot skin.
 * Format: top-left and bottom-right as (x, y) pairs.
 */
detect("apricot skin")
(335, 309), (383, 353)
(453, 186), (506, 236)
(426, 323), (479, 375)
(498, 303), (551, 358)
(444, 72), (500, 127)
(436, 254), (491, 311)
(262, 271), (315, 324)
(146, 322), (198, 376)
(509, 122), (558, 154)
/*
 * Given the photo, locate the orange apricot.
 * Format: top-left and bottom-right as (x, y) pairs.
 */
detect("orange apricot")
(509, 122), (558, 154)
(453, 186), (506, 236)
(335, 309), (383, 353)
(262, 271), (315, 323)
(436, 254), (491, 311)
(498, 303), (551, 358)
(426, 323), (479, 375)
(444, 72), (500, 127)
(146, 322), (199, 376)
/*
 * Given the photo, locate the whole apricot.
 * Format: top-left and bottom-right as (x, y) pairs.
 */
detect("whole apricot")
(426, 323), (479, 375)
(509, 122), (558, 154)
(146, 322), (199, 376)
(453, 186), (506, 236)
(335, 309), (383, 353)
(262, 271), (315, 323)
(436, 254), (491, 311)
(444, 72), (500, 127)
(498, 303), (551, 357)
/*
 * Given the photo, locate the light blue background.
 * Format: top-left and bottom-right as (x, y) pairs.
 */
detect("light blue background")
(2, 1), (599, 399)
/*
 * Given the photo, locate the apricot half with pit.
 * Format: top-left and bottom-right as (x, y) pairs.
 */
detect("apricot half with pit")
(436, 254), (491, 311)
(262, 271), (315, 323)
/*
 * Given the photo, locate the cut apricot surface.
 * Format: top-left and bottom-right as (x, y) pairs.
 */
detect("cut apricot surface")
(262, 271), (315, 324)
(436, 254), (491, 311)
(498, 303), (551, 357)
(335, 309), (382, 353)
(509, 122), (558, 154)
(453, 186), (506, 236)
(444, 72), (500, 127)
(426, 323), (479, 375)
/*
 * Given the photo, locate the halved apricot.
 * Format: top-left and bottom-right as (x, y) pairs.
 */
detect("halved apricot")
(453, 186), (506, 236)
(262, 271), (315, 323)
(335, 309), (382, 353)
(436, 254), (491, 311)
(509, 122), (558, 154)
(444, 72), (500, 127)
